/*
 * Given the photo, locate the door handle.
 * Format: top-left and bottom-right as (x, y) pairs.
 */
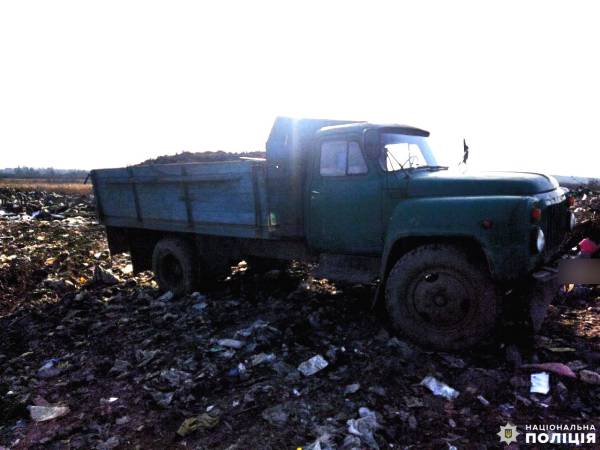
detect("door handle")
(311, 190), (320, 200)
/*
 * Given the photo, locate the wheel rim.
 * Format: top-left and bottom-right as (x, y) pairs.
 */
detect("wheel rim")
(160, 253), (183, 289)
(406, 269), (475, 330)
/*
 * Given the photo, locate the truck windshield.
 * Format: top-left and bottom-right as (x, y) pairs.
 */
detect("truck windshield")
(379, 133), (440, 171)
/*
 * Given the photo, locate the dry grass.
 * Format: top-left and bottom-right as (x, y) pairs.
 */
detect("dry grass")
(0, 178), (91, 195)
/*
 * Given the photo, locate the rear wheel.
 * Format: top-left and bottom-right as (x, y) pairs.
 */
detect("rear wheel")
(385, 244), (499, 350)
(152, 238), (197, 295)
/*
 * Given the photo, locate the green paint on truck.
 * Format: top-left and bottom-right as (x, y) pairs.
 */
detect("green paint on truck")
(92, 117), (574, 349)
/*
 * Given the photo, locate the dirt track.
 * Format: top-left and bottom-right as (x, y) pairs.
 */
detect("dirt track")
(1, 186), (599, 449)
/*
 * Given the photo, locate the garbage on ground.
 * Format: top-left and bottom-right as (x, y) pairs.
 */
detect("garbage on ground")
(176, 409), (221, 436)
(579, 238), (599, 257)
(93, 265), (120, 285)
(261, 404), (289, 427)
(191, 301), (207, 312)
(157, 291), (174, 302)
(115, 416), (130, 425)
(477, 395), (490, 407)
(344, 383), (361, 395)
(151, 391), (174, 408)
(161, 368), (192, 387)
(28, 405), (70, 422)
(346, 407), (380, 450)
(420, 375), (460, 400)
(521, 362), (577, 378)
(217, 338), (245, 349)
(0, 184), (599, 448)
(109, 359), (131, 376)
(97, 436), (120, 450)
(249, 352), (276, 366)
(579, 369), (600, 385)
(530, 372), (550, 394)
(298, 355), (329, 376)
(37, 358), (63, 379)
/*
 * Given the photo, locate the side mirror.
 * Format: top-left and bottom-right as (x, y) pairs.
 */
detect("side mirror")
(363, 130), (381, 160)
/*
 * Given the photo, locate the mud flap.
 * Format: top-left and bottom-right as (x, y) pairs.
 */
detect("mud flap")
(529, 267), (559, 332)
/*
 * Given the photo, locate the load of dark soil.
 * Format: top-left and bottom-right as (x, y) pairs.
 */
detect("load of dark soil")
(138, 151), (266, 166)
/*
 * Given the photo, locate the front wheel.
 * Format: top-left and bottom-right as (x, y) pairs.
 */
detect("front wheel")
(385, 244), (499, 350)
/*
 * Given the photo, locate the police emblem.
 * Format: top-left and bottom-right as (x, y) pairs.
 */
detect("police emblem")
(497, 423), (520, 445)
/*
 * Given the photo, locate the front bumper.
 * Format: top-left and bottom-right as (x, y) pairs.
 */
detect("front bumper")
(529, 266), (559, 331)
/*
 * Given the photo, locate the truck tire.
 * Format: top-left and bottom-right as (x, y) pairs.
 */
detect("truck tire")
(152, 238), (196, 296)
(385, 244), (499, 350)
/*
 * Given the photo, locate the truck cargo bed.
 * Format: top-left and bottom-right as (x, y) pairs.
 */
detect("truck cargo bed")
(91, 160), (273, 239)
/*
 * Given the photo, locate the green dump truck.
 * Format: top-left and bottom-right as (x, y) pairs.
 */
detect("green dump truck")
(91, 117), (575, 349)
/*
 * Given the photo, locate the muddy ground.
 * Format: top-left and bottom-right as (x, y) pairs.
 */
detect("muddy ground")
(1, 186), (599, 449)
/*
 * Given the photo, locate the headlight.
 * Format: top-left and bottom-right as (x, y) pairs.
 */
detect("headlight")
(534, 228), (546, 253)
(569, 212), (577, 231)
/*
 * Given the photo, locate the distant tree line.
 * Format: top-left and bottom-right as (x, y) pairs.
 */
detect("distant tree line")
(0, 167), (88, 179)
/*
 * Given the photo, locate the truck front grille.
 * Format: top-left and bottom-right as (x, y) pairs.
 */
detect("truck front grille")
(542, 201), (567, 253)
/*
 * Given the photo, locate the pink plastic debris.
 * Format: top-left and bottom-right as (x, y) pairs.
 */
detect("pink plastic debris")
(521, 362), (577, 379)
(579, 238), (599, 256)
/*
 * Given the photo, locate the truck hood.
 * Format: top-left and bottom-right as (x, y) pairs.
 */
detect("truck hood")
(404, 171), (559, 197)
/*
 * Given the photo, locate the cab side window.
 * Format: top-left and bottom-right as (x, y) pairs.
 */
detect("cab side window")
(347, 142), (368, 174)
(320, 140), (367, 176)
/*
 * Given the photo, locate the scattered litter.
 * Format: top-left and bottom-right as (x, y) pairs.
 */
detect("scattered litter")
(344, 383), (361, 395)
(157, 291), (174, 302)
(346, 407), (380, 450)
(261, 404), (289, 426)
(579, 369), (600, 385)
(151, 391), (174, 408)
(97, 436), (120, 450)
(176, 409), (221, 436)
(93, 265), (120, 285)
(29, 405), (70, 422)
(37, 358), (63, 379)
(217, 338), (245, 349)
(477, 395), (490, 407)
(579, 238), (599, 256)
(439, 353), (466, 369)
(530, 372), (550, 394)
(567, 360), (587, 371)
(249, 352), (276, 366)
(545, 347), (576, 353)
(116, 416), (130, 425)
(420, 376), (459, 400)
(109, 359), (131, 375)
(298, 355), (329, 376)
(0, 184), (598, 448)
(521, 362), (577, 378)
(160, 368), (191, 387)
(190, 291), (207, 301)
(191, 301), (207, 312)
(404, 396), (424, 408)
(227, 367), (240, 377)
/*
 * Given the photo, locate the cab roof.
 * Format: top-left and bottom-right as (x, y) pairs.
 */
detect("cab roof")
(318, 122), (430, 137)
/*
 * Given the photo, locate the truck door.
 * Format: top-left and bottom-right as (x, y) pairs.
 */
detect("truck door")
(308, 138), (382, 254)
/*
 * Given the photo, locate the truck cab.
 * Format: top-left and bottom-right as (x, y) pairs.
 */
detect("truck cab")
(302, 121), (572, 278)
